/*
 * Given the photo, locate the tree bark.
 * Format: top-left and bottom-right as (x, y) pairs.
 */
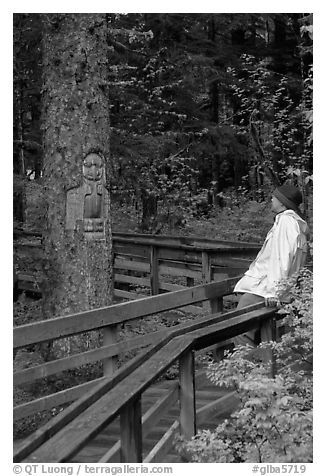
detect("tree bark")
(140, 190), (157, 233)
(41, 13), (113, 321)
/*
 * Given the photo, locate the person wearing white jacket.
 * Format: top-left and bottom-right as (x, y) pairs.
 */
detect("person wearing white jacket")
(232, 184), (309, 347)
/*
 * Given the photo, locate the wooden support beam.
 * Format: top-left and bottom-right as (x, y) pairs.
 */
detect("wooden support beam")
(112, 231), (261, 250)
(211, 296), (223, 314)
(201, 251), (211, 313)
(99, 382), (179, 463)
(150, 245), (159, 295)
(159, 260), (201, 279)
(114, 258), (150, 273)
(102, 325), (118, 376)
(120, 398), (142, 463)
(186, 277), (195, 287)
(179, 350), (196, 439)
(13, 378), (105, 423)
(13, 301), (263, 390)
(14, 331), (163, 387)
(113, 243), (150, 260)
(202, 251), (223, 313)
(14, 277), (239, 349)
(114, 273), (150, 287)
(114, 289), (148, 300)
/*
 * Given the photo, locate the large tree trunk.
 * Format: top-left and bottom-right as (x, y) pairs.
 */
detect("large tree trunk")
(41, 13), (113, 323)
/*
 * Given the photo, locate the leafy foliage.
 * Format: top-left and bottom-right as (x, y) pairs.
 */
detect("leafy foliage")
(13, 13), (313, 229)
(177, 268), (313, 463)
(227, 52), (312, 189)
(107, 13), (313, 229)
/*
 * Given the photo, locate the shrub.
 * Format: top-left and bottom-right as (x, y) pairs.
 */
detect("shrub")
(176, 268), (313, 463)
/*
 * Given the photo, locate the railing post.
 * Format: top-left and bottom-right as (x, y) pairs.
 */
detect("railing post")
(120, 398), (142, 462)
(202, 250), (211, 313)
(102, 325), (118, 376)
(186, 276), (195, 287)
(150, 245), (159, 295)
(211, 296), (224, 314)
(112, 252), (116, 296)
(202, 251), (222, 313)
(260, 315), (277, 378)
(179, 350), (196, 439)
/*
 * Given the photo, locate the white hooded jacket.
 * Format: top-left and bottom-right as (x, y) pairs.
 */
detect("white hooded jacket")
(234, 209), (309, 299)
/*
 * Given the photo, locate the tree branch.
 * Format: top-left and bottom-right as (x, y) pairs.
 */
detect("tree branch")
(167, 145), (189, 161)
(107, 36), (150, 59)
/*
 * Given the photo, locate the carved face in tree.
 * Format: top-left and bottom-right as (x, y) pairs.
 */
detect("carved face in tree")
(82, 153), (103, 181)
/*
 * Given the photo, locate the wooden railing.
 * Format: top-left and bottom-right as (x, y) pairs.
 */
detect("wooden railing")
(13, 277), (241, 422)
(14, 296), (278, 463)
(13, 231), (278, 463)
(13, 230), (261, 426)
(14, 229), (261, 299)
(112, 232), (260, 301)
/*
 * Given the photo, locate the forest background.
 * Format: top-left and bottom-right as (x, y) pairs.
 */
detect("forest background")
(13, 12), (313, 234)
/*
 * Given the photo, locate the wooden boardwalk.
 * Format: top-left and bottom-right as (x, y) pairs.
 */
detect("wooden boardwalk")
(13, 232), (276, 463)
(69, 368), (239, 464)
(14, 290), (276, 463)
(13, 365), (239, 463)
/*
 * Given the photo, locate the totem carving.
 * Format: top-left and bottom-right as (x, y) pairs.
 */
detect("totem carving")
(65, 153), (109, 239)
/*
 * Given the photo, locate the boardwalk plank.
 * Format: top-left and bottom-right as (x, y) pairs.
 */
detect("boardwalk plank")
(23, 337), (193, 462)
(70, 370), (235, 463)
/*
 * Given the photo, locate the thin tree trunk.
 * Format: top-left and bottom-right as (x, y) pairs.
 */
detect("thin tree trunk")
(16, 84), (25, 176)
(140, 190), (157, 233)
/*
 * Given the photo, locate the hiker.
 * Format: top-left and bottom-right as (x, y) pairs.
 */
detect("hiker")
(232, 184), (309, 347)
(213, 184), (309, 361)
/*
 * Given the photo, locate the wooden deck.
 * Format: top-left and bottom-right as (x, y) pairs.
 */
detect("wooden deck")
(67, 368), (238, 463)
(14, 288), (277, 463)
(13, 367), (239, 464)
(13, 231), (276, 464)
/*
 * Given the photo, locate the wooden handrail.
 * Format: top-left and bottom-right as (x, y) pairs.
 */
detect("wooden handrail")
(14, 299), (266, 387)
(13, 277), (239, 349)
(114, 231), (260, 245)
(14, 227), (261, 249)
(13, 277), (240, 422)
(14, 301), (269, 424)
(15, 302), (277, 463)
(114, 236), (260, 253)
(14, 230), (258, 302)
(13, 301), (266, 452)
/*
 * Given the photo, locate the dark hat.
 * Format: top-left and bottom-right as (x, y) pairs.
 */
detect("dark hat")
(273, 184), (303, 216)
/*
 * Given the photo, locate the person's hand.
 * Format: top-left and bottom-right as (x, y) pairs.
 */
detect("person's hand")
(264, 297), (280, 307)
